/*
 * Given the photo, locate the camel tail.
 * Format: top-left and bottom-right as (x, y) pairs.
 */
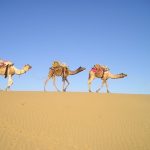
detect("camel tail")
(4, 65), (9, 78)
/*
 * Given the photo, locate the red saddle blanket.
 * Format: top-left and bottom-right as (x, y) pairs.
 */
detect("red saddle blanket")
(91, 67), (105, 77)
(91, 68), (97, 73)
(0, 62), (6, 67)
(0, 60), (13, 68)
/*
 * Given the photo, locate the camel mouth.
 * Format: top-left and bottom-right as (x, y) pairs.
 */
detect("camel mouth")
(29, 65), (32, 68)
(79, 66), (86, 70)
(121, 73), (127, 77)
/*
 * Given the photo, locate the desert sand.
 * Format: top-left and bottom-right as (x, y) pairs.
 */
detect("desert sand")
(0, 91), (150, 150)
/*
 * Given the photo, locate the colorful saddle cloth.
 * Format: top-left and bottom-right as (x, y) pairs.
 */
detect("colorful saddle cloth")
(0, 60), (13, 68)
(91, 64), (109, 77)
(52, 61), (68, 68)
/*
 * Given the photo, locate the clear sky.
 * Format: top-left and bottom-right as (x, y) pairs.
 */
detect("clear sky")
(0, 0), (150, 94)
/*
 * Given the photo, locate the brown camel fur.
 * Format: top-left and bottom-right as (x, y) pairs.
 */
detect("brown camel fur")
(0, 64), (32, 91)
(44, 65), (86, 92)
(88, 65), (127, 93)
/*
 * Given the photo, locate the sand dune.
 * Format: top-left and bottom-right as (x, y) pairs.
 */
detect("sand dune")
(0, 91), (150, 150)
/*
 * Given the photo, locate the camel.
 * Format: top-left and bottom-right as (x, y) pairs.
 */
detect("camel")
(88, 64), (127, 93)
(0, 64), (32, 91)
(44, 62), (86, 92)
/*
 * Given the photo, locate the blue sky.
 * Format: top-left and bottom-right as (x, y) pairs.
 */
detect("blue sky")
(0, 0), (150, 94)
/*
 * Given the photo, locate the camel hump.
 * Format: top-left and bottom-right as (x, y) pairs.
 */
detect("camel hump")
(52, 61), (68, 68)
(91, 64), (109, 77)
(0, 60), (13, 68)
(94, 64), (101, 69)
(94, 64), (109, 71)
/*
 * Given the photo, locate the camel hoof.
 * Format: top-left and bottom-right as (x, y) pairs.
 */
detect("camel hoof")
(107, 90), (110, 93)
(63, 89), (66, 92)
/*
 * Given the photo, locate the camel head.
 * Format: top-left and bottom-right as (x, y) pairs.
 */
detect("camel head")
(120, 73), (127, 78)
(23, 64), (32, 72)
(78, 66), (86, 72)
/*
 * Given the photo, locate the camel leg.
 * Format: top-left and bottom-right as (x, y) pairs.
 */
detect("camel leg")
(62, 78), (65, 92)
(105, 80), (110, 93)
(52, 77), (60, 92)
(6, 75), (13, 91)
(44, 76), (50, 91)
(0, 85), (2, 91)
(88, 76), (95, 92)
(0, 83), (2, 91)
(96, 80), (105, 93)
(63, 78), (70, 92)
